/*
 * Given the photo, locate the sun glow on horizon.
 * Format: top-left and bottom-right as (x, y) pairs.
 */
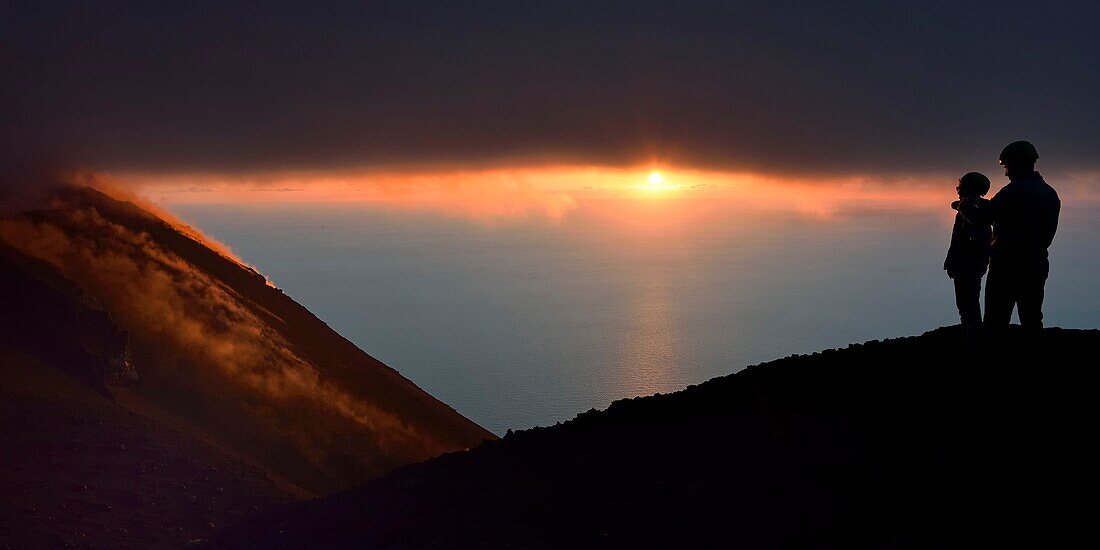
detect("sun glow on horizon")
(639, 170), (681, 195)
(115, 164), (974, 226)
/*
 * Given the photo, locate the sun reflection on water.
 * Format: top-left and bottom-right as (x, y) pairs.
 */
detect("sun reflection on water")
(612, 267), (686, 398)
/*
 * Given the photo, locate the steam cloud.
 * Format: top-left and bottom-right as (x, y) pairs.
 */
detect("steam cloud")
(0, 177), (442, 486)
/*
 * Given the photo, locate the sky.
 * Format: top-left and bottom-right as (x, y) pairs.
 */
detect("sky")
(3, 1), (1099, 184)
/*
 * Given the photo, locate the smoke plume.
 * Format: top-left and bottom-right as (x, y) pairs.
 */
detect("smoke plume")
(0, 175), (476, 492)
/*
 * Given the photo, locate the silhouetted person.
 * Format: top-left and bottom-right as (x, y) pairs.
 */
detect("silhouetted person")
(960, 141), (1060, 337)
(946, 172), (992, 342)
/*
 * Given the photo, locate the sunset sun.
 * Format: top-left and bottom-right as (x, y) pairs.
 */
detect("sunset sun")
(640, 170), (678, 193)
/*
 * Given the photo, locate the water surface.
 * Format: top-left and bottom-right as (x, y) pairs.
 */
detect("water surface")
(171, 199), (1100, 434)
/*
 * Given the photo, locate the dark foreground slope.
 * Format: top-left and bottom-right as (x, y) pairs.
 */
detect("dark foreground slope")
(218, 327), (1096, 548)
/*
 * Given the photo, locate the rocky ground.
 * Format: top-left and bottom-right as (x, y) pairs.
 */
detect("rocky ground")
(0, 349), (294, 549)
(215, 326), (1097, 548)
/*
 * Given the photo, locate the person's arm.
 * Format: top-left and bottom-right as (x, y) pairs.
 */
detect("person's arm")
(944, 216), (962, 276)
(1040, 194), (1061, 249)
(957, 196), (994, 226)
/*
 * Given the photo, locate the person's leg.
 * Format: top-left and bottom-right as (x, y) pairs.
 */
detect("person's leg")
(984, 266), (1015, 331)
(954, 275), (983, 344)
(954, 275), (982, 326)
(1016, 270), (1048, 334)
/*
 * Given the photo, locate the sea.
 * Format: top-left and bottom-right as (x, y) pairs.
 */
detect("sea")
(170, 197), (1100, 435)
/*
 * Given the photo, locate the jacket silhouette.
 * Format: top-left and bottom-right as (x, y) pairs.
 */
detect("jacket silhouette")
(945, 197), (992, 278)
(986, 171), (1060, 270)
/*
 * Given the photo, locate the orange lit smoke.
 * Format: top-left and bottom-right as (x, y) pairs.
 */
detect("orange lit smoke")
(0, 200), (431, 466)
(24, 169), (257, 271)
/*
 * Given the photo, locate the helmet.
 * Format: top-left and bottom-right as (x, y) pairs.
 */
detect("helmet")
(999, 141), (1039, 166)
(958, 172), (991, 196)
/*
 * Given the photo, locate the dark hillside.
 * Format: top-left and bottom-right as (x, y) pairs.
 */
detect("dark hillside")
(1, 242), (297, 546)
(0, 186), (492, 496)
(217, 327), (1096, 548)
(0, 349), (296, 548)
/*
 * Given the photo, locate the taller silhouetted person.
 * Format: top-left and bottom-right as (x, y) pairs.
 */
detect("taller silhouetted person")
(960, 141), (1060, 337)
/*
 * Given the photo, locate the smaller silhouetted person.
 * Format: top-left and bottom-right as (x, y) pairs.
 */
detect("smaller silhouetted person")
(959, 141), (1060, 337)
(946, 172), (992, 342)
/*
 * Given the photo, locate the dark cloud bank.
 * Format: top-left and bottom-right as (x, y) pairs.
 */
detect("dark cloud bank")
(3, 1), (1098, 176)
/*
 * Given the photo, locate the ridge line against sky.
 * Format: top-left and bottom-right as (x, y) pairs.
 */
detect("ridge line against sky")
(3, 1), (1099, 178)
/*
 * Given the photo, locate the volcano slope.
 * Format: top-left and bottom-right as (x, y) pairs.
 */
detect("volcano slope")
(2, 224), (300, 547)
(217, 326), (1095, 548)
(0, 185), (492, 507)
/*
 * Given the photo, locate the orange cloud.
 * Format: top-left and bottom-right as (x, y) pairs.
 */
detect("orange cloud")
(116, 166), (966, 224)
(100, 164), (1100, 243)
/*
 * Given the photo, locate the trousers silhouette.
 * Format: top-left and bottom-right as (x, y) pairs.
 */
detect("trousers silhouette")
(953, 276), (982, 328)
(985, 261), (1047, 331)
